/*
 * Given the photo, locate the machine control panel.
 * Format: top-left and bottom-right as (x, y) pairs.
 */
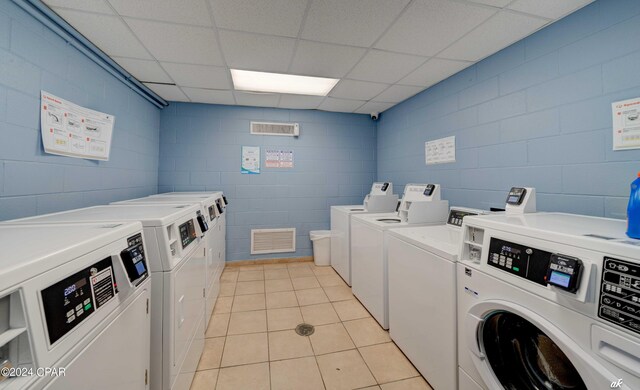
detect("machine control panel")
(423, 184), (435, 197)
(506, 187), (527, 205)
(120, 233), (149, 285)
(447, 210), (477, 227)
(380, 182), (389, 192)
(196, 210), (209, 234)
(545, 254), (582, 292)
(599, 257), (640, 335)
(488, 238), (553, 287)
(222, 196), (228, 206)
(216, 199), (224, 214)
(41, 257), (117, 344)
(208, 205), (217, 221)
(179, 219), (197, 249)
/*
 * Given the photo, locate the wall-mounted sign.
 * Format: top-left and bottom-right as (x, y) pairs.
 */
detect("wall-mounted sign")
(612, 97), (640, 151)
(265, 148), (294, 168)
(241, 146), (260, 174)
(425, 136), (455, 165)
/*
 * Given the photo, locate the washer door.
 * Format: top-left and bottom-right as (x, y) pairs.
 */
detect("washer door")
(481, 311), (586, 390)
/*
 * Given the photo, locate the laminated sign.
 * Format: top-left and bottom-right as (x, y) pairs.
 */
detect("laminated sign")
(265, 149), (294, 168)
(612, 97), (640, 151)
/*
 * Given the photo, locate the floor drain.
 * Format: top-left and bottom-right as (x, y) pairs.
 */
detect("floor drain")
(295, 323), (315, 336)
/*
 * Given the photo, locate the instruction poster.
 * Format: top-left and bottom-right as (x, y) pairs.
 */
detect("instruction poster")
(40, 91), (115, 161)
(241, 146), (260, 174)
(265, 149), (294, 168)
(612, 97), (640, 150)
(425, 136), (456, 165)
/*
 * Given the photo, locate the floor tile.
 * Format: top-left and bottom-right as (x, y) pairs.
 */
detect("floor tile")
(238, 264), (264, 271)
(289, 267), (315, 278)
(332, 299), (369, 321)
(232, 293), (266, 312)
(270, 356), (325, 390)
(267, 307), (304, 331)
(220, 271), (238, 283)
(323, 285), (353, 302)
(358, 387), (381, 390)
(219, 282), (236, 297)
(216, 362), (270, 390)
(268, 329), (314, 361)
(292, 276), (321, 290)
(359, 342), (419, 384)
(213, 296), (233, 314)
(221, 333), (268, 367)
(309, 323), (355, 355)
(380, 377), (433, 390)
(235, 280), (265, 295)
(343, 317), (391, 347)
(264, 268), (290, 280)
(266, 291), (299, 309)
(312, 265), (337, 276)
(316, 350), (377, 390)
(295, 288), (329, 306)
(265, 278), (294, 293)
(263, 263), (288, 269)
(287, 262), (312, 269)
(227, 310), (267, 335)
(197, 337), (225, 370)
(301, 303), (340, 326)
(205, 313), (230, 338)
(238, 270), (265, 282)
(317, 274), (346, 287)
(190, 369), (218, 390)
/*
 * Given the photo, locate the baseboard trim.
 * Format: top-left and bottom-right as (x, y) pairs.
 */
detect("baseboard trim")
(226, 256), (314, 267)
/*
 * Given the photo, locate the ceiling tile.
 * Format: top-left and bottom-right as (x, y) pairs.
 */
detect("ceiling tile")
(400, 58), (473, 87)
(126, 19), (223, 65)
(375, 0), (496, 57)
(55, 9), (151, 59)
(46, 0), (113, 14)
(354, 101), (394, 114)
(466, 0), (511, 7)
(347, 50), (426, 84)
(161, 63), (231, 89)
(108, 0), (212, 26)
(372, 85), (423, 103)
(234, 91), (281, 107)
(210, 0), (307, 37)
(329, 79), (389, 101)
(439, 11), (548, 61)
(318, 97), (366, 112)
(508, 0), (593, 19)
(219, 30), (296, 73)
(182, 88), (235, 104)
(301, 0), (411, 47)
(278, 94), (325, 110)
(289, 41), (366, 78)
(144, 83), (190, 102)
(112, 57), (172, 83)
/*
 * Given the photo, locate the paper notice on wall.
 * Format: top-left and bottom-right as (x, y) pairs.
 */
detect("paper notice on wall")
(40, 91), (115, 161)
(241, 146), (260, 174)
(612, 97), (640, 151)
(425, 136), (455, 165)
(265, 149), (294, 168)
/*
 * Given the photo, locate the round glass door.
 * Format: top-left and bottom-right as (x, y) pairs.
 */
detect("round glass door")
(481, 311), (587, 390)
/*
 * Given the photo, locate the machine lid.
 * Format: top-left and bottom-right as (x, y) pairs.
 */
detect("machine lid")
(481, 311), (587, 390)
(388, 225), (460, 260)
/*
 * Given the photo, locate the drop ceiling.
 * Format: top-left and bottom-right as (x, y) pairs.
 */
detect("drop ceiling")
(44, 0), (594, 113)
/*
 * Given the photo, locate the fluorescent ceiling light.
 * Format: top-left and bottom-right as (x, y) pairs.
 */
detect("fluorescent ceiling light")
(231, 69), (339, 96)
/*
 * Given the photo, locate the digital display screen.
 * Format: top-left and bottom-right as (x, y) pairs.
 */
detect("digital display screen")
(135, 261), (146, 275)
(508, 195), (520, 203)
(549, 271), (571, 288)
(64, 278), (87, 297)
(502, 245), (521, 255)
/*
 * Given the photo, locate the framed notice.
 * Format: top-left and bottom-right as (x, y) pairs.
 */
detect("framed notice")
(612, 97), (640, 151)
(241, 146), (260, 174)
(425, 136), (456, 165)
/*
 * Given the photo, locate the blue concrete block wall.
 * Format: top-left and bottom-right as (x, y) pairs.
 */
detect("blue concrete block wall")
(159, 104), (376, 261)
(377, 0), (640, 219)
(0, 1), (160, 221)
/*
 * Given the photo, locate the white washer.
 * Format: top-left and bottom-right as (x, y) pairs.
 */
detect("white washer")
(350, 184), (449, 329)
(387, 207), (490, 390)
(6, 205), (207, 390)
(331, 182), (398, 285)
(457, 213), (640, 390)
(0, 222), (150, 390)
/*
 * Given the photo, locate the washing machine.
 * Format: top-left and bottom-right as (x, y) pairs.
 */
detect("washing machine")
(350, 183), (449, 329)
(0, 222), (150, 389)
(331, 182), (399, 285)
(387, 207), (491, 390)
(457, 212), (640, 390)
(6, 204), (207, 390)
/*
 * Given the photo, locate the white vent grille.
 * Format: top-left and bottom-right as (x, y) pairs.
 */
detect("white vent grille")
(251, 121), (299, 137)
(251, 228), (296, 254)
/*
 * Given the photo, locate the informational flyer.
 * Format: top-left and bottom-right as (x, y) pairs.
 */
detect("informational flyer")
(612, 97), (640, 151)
(265, 149), (294, 168)
(425, 136), (455, 165)
(241, 146), (260, 174)
(40, 91), (115, 161)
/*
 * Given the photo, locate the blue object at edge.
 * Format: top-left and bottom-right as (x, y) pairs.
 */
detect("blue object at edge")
(627, 175), (640, 239)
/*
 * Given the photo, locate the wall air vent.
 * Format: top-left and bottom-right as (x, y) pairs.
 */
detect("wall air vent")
(250, 122), (299, 137)
(251, 228), (296, 254)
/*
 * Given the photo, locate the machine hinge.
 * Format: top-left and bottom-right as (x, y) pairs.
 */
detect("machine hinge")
(146, 298), (149, 314)
(145, 369), (148, 385)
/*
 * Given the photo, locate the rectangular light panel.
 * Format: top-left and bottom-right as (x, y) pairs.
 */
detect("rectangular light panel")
(231, 69), (339, 96)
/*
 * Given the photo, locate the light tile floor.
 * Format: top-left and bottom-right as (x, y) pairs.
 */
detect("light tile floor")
(191, 262), (433, 390)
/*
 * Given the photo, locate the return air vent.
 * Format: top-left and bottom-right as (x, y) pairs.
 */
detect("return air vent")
(250, 121), (299, 137)
(251, 228), (296, 254)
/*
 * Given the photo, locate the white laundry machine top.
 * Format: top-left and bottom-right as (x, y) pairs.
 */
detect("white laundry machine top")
(113, 195), (220, 225)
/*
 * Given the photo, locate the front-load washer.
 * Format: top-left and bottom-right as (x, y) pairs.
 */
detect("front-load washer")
(387, 207), (490, 390)
(350, 183), (449, 329)
(0, 222), (151, 389)
(6, 204), (207, 390)
(331, 182), (399, 285)
(457, 212), (640, 390)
